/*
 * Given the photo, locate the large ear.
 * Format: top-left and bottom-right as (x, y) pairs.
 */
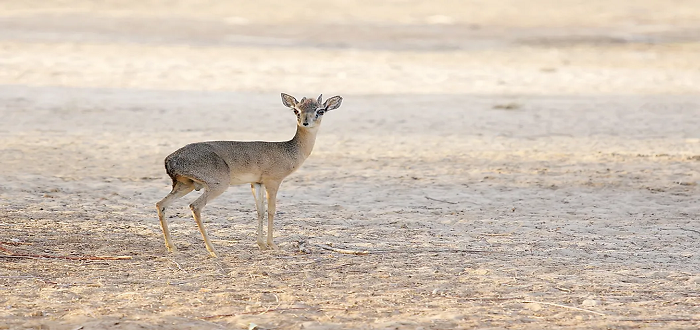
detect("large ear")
(323, 95), (343, 111)
(317, 94), (323, 104)
(281, 93), (298, 108)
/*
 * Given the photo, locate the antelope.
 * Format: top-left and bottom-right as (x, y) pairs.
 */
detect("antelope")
(155, 93), (343, 257)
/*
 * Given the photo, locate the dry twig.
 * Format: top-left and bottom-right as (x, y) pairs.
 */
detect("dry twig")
(679, 227), (700, 235)
(314, 243), (370, 255)
(425, 196), (458, 204)
(0, 241), (33, 246)
(0, 243), (131, 260)
(480, 232), (514, 237)
(170, 260), (187, 272)
(441, 295), (525, 301)
(406, 248), (487, 254)
(0, 245), (14, 255)
(0, 253), (132, 260)
(619, 318), (699, 322)
(202, 306), (346, 320)
(522, 300), (607, 316)
(296, 241), (486, 255)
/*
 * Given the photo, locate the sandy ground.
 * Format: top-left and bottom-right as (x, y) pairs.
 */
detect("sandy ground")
(1, 1), (700, 329)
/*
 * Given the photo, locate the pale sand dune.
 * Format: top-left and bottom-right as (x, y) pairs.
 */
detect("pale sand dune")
(1, 1), (699, 329)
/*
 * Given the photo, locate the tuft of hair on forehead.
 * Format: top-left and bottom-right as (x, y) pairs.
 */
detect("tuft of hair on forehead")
(297, 97), (318, 110)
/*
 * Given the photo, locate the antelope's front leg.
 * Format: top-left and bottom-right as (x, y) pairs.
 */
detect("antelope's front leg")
(264, 181), (281, 250)
(251, 183), (268, 250)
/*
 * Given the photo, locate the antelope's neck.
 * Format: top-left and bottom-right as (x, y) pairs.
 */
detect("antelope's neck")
(290, 125), (319, 159)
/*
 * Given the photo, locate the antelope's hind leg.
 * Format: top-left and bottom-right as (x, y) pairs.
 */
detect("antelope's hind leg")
(189, 181), (228, 258)
(156, 179), (195, 252)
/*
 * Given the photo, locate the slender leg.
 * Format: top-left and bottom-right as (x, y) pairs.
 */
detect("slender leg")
(156, 180), (195, 252)
(189, 182), (227, 257)
(251, 183), (268, 249)
(264, 181), (281, 250)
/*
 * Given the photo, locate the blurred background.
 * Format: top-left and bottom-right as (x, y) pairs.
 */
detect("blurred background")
(1, 0), (699, 95)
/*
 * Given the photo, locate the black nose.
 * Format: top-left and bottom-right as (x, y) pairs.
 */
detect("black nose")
(303, 122), (309, 126)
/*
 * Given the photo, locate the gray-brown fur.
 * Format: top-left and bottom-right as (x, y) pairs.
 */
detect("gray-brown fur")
(156, 93), (343, 257)
(165, 140), (303, 187)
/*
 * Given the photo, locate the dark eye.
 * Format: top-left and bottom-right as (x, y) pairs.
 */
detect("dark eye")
(317, 109), (325, 115)
(293, 109), (299, 115)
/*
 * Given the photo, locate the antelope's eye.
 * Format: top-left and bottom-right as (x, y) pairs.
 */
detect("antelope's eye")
(317, 109), (325, 115)
(293, 109), (299, 115)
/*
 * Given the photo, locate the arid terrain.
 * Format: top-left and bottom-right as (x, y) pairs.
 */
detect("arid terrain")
(1, 1), (699, 329)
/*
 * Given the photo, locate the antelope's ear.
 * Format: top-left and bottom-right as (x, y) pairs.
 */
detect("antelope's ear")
(281, 93), (298, 108)
(323, 95), (343, 111)
(317, 94), (323, 105)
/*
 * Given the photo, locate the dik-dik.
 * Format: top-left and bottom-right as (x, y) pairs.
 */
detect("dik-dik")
(156, 93), (343, 257)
